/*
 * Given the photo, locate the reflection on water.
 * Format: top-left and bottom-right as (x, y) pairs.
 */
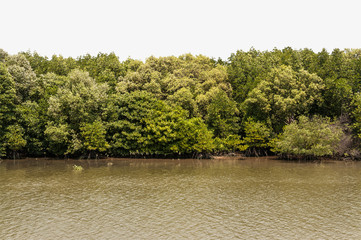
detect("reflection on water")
(1, 157), (361, 239)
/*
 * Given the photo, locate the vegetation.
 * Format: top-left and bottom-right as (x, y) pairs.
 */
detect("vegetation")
(239, 118), (272, 157)
(1, 47), (361, 159)
(271, 116), (344, 159)
(72, 165), (84, 171)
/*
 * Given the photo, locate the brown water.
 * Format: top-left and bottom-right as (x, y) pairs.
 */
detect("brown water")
(1, 157), (361, 239)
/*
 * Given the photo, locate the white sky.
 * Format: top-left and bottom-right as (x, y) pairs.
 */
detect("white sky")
(1, 0), (360, 61)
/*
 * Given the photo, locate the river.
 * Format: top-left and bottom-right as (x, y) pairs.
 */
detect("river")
(1, 157), (361, 239)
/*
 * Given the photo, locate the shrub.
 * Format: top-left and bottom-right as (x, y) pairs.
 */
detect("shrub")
(272, 115), (344, 159)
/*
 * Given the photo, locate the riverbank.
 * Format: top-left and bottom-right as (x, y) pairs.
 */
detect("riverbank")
(1, 154), (348, 170)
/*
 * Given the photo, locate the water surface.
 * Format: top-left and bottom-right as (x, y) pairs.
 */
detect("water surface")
(1, 157), (361, 239)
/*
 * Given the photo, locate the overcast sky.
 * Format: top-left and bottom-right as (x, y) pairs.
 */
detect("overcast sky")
(1, 0), (360, 61)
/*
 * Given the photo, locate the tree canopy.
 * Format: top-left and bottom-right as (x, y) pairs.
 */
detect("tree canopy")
(0, 47), (360, 159)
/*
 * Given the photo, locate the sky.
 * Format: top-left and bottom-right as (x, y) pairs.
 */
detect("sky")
(1, 0), (361, 61)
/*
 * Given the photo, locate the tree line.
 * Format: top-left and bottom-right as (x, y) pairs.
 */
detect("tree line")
(0, 47), (360, 159)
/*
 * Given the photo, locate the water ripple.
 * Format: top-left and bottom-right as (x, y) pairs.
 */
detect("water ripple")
(1, 158), (361, 239)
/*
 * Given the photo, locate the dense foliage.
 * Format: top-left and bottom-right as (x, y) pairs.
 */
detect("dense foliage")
(1, 47), (361, 159)
(272, 116), (344, 159)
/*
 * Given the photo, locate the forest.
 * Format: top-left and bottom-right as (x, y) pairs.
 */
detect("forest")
(1, 47), (361, 159)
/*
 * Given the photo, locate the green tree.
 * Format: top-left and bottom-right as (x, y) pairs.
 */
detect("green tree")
(44, 123), (70, 156)
(105, 91), (214, 156)
(167, 87), (198, 117)
(315, 48), (330, 80)
(46, 55), (76, 76)
(6, 54), (37, 103)
(47, 69), (109, 129)
(80, 120), (109, 158)
(243, 65), (324, 132)
(227, 48), (280, 104)
(277, 47), (302, 70)
(178, 117), (214, 154)
(350, 93), (361, 139)
(21, 51), (49, 75)
(272, 116), (344, 158)
(0, 62), (16, 156)
(46, 69), (109, 156)
(239, 118), (272, 156)
(319, 77), (353, 117)
(0, 49), (8, 62)
(77, 52), (124, 88)
(3, 48), (361, 158)
(205, 89), (239, 138)
(4, 124), (27, 159)
(299, 48), (318, 73)
(16, 101), (45, 156)
(145, 106), (214, 155)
